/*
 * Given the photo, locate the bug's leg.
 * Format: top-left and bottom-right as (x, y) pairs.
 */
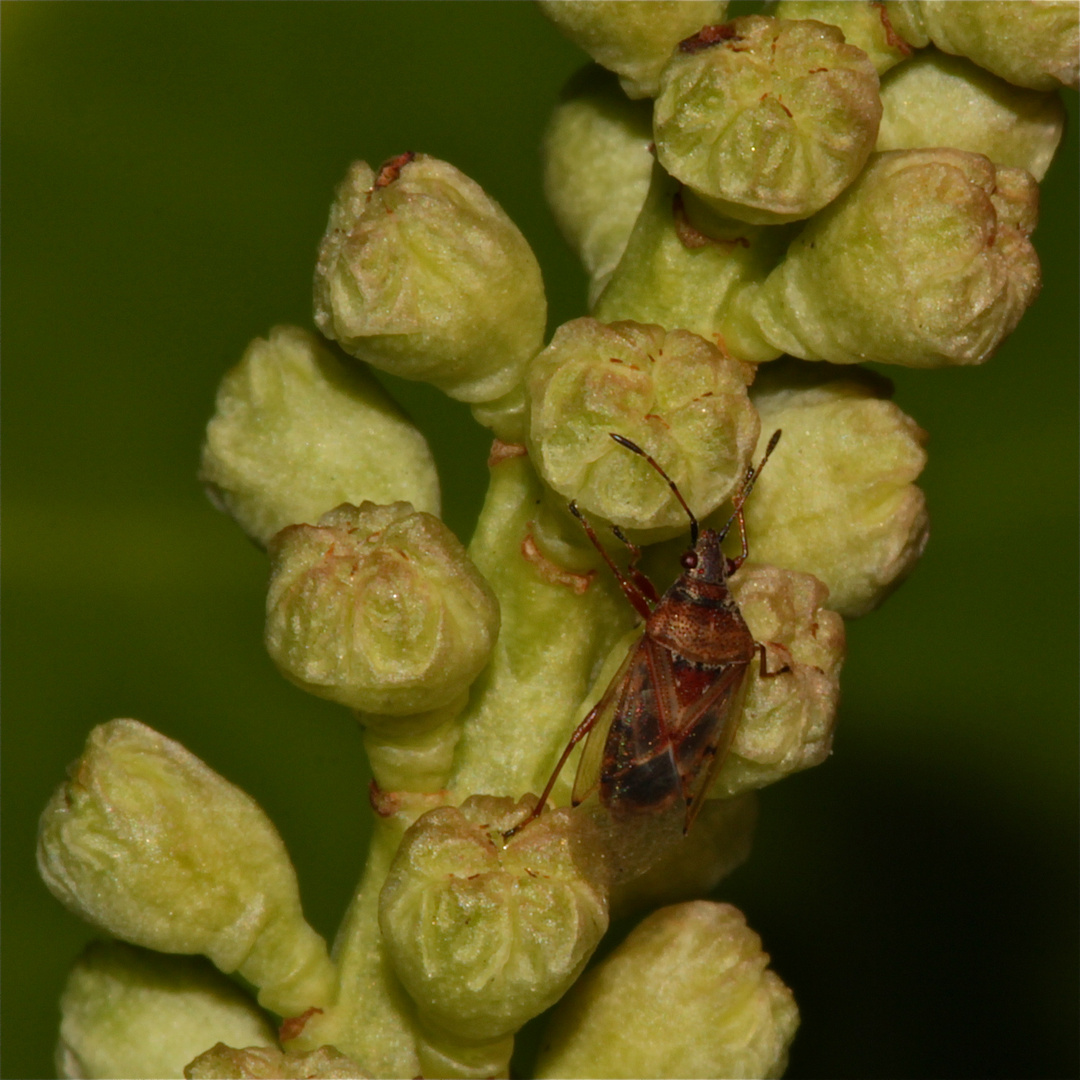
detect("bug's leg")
(502, 695), (607, 840)
(755, 640), (792, 678)
(570, 502), (653, 621)
(610, 524), (661, 605)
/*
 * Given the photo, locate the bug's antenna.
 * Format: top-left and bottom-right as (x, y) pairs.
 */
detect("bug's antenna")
(717, 429), (782, 544)
(609, 433), (698, 544)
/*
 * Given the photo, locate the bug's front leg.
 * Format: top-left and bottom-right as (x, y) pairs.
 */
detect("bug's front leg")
(502, 687), (613, 840)
(610, 524), (660, 606)
(569, 501), (654, 620)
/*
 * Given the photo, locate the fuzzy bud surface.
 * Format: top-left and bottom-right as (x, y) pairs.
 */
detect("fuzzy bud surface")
(55, 942), (276, 1080)
(538, 1), (730, 99)
(710, 564), (846, 798)
(266, 502), (499, 716)
(743, 363), (929, 616)
(877, 50), (1066, 181)
(527, 318), (760, 536)
(885, 0), (1080, 91)
(752, 149), (1041, 366)
(378, 796), (609, 1043)
(535, 901), (799, 1078)
(184, 1044), (365, 1079)
(654, 15), (882, 224)
(200, 326), (439, 547)
(37, 721), (335, 1018)
(314, 154), (546, 403)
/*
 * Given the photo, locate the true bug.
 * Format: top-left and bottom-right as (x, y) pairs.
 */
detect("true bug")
(510, 430), (786, 838)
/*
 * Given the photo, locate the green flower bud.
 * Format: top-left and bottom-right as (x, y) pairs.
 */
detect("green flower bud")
(199, 326), (439, 547)
(774, 1), (912, 74)
(538, 1), (729, 100)
(542, 66), (655, 305)
(654, 16), (882, 224)
(609, 792), (757, 920)
(535, 901), (799, 1079)
(56, 942), (276, 1080)
(378, 796), (609, 1044)
(752, 148), (1041, 366)
(526, 318), (760, 537)
(742, 362), (929, 616)
(265, 502), (499, 715)
(877, 49), (1067, 181)
(313, 154), (546, 404)
(884, 0), (1080, 91)
(706, 564), (845, 799)
(184, 1044), (365, 1079)
(592, 163), (793, 361)
(37, 721), (336, 1018)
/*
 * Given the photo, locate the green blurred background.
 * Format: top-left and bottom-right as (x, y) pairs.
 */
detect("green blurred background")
(2, 4), (1076, 1077)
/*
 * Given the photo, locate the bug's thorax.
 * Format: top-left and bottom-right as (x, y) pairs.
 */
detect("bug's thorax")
(644, 528), (755, 665)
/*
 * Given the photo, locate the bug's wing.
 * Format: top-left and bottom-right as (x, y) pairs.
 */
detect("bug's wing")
(673, 660), (751, 833)
(571, 638), (644, 809)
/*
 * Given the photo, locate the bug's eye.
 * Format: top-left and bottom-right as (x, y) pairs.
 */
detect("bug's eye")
(680, 550), (698, 570)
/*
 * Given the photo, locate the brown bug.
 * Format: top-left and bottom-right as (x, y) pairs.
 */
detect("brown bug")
(510, 430), (786, 838)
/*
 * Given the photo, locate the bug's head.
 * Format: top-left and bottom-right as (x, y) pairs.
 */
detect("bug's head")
(679, 528), (731, 583)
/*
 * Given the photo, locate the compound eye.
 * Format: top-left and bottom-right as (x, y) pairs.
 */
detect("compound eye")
(680, 550), (699, 570)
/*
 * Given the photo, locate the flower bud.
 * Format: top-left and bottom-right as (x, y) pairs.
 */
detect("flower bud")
(654, 16), (882, 224)
(526, 318), (760, 537)
(884, 0), (1080, 91)
(378, 796), (609, 1043)
(542, 65), (655, 305)
(609, 792), (757, 919)
(742, 362), (929, 616)
(706, 564), (845, 799)
(877, 49), (1066, 181)
(752, 149), (1041, 366)
(592, 164), (793, 362)
(55, 942), (276, 1080)
(535, 901), (799, 1079)
(774, 1), (912, 74)
(538, 1), (730, 99)
(265, 503), (499, 715)
(313, 154), (546, 404)
(184, 1044), (365, 1079)
(199, 326), (439, 547)
(38, 721), (336, 1018)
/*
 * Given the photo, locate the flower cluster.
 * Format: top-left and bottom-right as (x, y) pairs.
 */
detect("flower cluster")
(37, 3), (1076, 1077)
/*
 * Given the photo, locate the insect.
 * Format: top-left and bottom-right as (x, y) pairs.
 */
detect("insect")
(509, 429), (786, 839)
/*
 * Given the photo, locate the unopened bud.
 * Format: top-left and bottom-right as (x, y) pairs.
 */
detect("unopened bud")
(266, 503), (499, 716)
(200, 326), (439, 547)
(707, 564), (845, 799)
(743, 362), (929, 616)
(654, 16), (882, 224)
(38, 721), (336, 1018)
(752, 149), (1041, 366)
(774, 1), (912, 74)
(538, 1), (729, 99)
(379, 796), (608, 1043)
(542, 66), (655, 305)
(526, 318), (760, 537)
(55, 942), (276, 1080)
(878, 49), (1066, 181)
(184, 1044), (365, 1079)
(314, 154), (546, 403)
(535, 901), (798, 1079)
(884, 0), (1080, 91)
